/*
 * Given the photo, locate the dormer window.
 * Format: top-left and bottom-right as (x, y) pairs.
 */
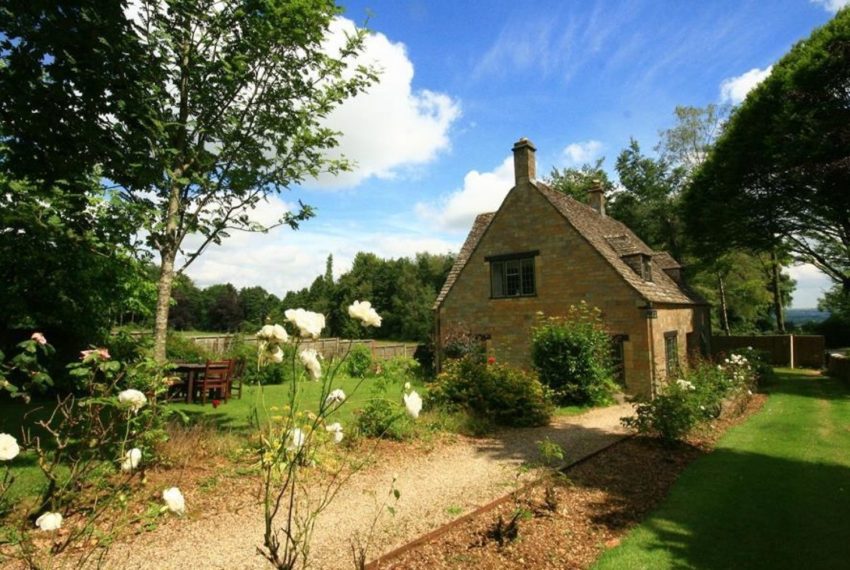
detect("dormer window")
(622, 253), (653, 282)
(486, 250), (538, 298)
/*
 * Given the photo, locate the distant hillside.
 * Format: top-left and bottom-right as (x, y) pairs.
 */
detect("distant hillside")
(786, 308), (830, 324)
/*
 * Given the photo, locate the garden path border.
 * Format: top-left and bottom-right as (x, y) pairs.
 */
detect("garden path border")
(365, 434), (632, 569)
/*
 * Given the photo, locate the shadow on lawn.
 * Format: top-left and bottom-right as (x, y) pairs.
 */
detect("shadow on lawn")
(590, 371), (850, 570)
(598, 448), (850, 570)
(761, 368), (850, 402)
(175, 408), (255, 434)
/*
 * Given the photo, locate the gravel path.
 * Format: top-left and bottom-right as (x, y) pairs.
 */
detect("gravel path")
(101, 404), (632, 569)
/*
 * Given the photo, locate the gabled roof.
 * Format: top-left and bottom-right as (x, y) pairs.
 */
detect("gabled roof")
(434, 181), (705, 309)
(652, 251), (683, 270)
(434, 212), (494, 309)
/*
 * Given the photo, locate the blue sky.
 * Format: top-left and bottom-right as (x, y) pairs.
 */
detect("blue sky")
(184, 0), (845, 308)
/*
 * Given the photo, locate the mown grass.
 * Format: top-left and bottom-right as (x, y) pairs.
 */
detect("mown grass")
(594, 368), (850, 570)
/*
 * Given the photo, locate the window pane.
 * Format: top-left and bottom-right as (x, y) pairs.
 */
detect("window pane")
(492, 261), (504, 297)
(665, 333), (678, 377)
(505, 260), (520, 295)
(521, 258), (535, 294)
(610, 336), (626, 386)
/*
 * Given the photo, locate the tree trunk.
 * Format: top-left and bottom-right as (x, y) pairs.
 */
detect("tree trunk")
(770, 250), (786, 333)
(153, 250), (177, 362)
(717, 272), (731, 336)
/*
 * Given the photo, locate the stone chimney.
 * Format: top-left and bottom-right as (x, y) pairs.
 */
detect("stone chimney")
(512, 138), (536, 185)
(587, 179), (606, 216)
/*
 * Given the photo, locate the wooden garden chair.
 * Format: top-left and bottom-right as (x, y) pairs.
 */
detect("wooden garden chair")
(228, 357), (246, 400)
(196, 359), (233, 405)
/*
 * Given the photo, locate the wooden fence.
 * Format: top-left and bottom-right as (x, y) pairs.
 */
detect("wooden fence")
(190, 335), (420, 361)
(711, 334), (825, 369)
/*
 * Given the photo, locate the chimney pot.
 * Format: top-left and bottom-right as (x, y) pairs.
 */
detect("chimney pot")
(587, 179), (606, 216)
(512, 138), (537, 185)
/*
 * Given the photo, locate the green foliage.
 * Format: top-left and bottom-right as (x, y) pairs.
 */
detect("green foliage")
(346, 344), (373, 378)
(609, 106), (793, 335)
(355, 398), (410, 440)
(623, 357), (757, 443)
(0, 0), (379, 359)
(165, 332), (211, 364)
(379, 356), (421, 383)
(728, 347), (776, 386)
(105, 331), (152, 364)
(536, 437), (566, 467)
(0, 177), (154, 359)
(430, 356), (553, 428)
(545, 158), (615, 202)
(610, 138), (687, 260)
(354, 363), (416, 439)
(623, 381), (704, 444)
(683, 9), (850, 294)
(441, 327), (486, 362)
(530, 304), (618, 406)
(227, 341), (296, 386)
(0, 336), (174, 561)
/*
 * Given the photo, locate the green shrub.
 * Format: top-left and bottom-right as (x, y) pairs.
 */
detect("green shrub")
(623, 359), (757, 444)
(355, 398), (411, 440)
(413, 341), (436, 377)
(531, 303), (618, 406)
(165, 332), (210, 363)
(727, 347), (775, 386)
(346, 343), (373, 378)
(430, 356), (553, 428)
(622, 383), (701, 444)
(105, 330), (152, 363)
(379, 356), (420, 383)
(442, 327), (486, 362)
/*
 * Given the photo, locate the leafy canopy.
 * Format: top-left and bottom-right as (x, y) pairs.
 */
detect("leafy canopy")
(684, 8), (850, 292)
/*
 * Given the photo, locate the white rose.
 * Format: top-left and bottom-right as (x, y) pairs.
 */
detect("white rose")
(299, 349), (322, 380)
(118, 389), (147, 413)
(257, 324), (276, 340)
(287, 428), (306, 452)
(324, 389), (346, 408)
(269, 346), (284, 363)
(285, 308), (325, 339)
(121, 448), (142, 472)
(271, 324), (288, 343)
(403, 390), (423, 419)
(347, 300), (382, 328)
(162, 487), (186, 515)
(0, 433), (20, 461)
(325, 422), (344, 444)
(35, 512), (63, 531)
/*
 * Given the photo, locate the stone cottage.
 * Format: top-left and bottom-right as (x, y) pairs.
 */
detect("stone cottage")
(433, 138), (710, 397)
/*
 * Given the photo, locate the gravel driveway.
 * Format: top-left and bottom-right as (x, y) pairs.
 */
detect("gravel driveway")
(100, 404), (632, 570)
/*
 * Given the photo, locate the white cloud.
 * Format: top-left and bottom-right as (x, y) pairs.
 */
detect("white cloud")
(811, 0), (850, 13)
(310, 18), (461, 188)
(414, 156), (515, 232)
(182, 224), (457, 296)
(787, 263), (834, 308)
(561, 140), (603, 166)
(719, 66), (773, 104)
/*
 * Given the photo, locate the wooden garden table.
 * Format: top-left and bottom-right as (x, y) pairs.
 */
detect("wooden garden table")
(173, 362), (207, 403)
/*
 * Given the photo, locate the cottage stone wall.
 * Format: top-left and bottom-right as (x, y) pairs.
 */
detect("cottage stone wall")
(439, 181), (662, 396)
(650, 305), (709, 387)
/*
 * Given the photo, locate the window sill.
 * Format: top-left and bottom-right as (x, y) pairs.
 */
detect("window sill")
(489, 294), (538, 300)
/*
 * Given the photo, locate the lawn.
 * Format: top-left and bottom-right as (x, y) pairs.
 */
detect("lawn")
(594, 368), (850, 570)
(171, 375), (400, 431)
